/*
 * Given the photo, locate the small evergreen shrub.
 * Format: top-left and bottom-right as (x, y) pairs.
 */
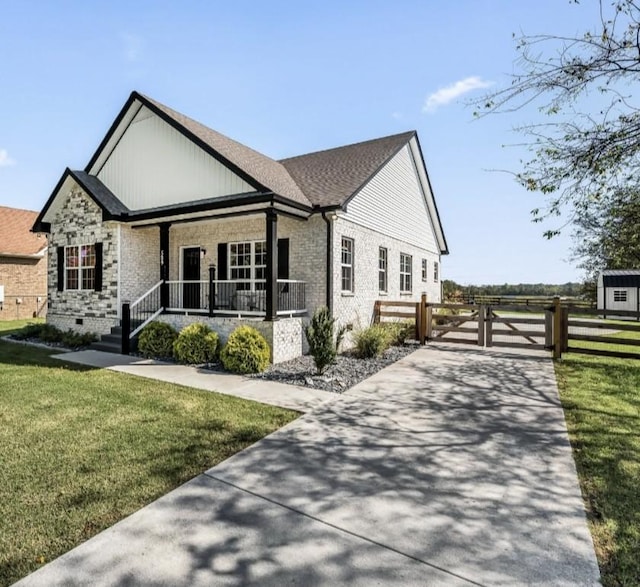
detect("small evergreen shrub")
(13, 323), (48, 340)
(304, 306), (346, 374)
(220, 326), (270, 374)
(13, 323), (97, 348)
(173, 322), (219, 364)
(138, 322), (177, 359)
(354, 324), (391, 359)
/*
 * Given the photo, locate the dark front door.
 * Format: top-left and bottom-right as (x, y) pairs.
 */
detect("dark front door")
(182, 247), (201, 309)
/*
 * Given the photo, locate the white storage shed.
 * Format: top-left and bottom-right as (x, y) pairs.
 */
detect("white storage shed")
(597, 270), (640, 316)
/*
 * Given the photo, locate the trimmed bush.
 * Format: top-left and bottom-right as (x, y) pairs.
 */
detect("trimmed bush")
(354, 324), (391, 359)
(173, 322), (219, 364)
(13, 323), (49, 340)
(304, 306), (346, 374)
(60, 330), (98, 348)
(138, 322), (177, 359)
(220, 326), (270, 374)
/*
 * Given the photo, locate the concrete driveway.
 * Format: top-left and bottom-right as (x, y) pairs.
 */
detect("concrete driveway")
(15, 345), (600, 586)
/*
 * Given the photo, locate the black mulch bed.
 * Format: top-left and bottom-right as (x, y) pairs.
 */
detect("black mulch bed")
(251, 344), (419, 394)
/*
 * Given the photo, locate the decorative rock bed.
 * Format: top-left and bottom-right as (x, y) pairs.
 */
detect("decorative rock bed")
(251, 344), (418, 394)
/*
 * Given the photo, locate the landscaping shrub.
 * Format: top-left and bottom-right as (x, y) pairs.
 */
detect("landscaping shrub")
(354, 324), (391, 359)
(304, 306), (346, 374)
(13, 323), (97, 348)
(138, 322), (177, 359)
(382, 321), (414, 346)
(220, 326), (270, 374)
(173, 322), (219, 364)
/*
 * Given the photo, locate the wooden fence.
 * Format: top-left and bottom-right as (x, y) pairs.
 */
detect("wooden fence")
(373, 296), (640, 360)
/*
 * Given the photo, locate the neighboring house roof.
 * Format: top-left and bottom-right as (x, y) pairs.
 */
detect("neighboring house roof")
(0, 206), (47, 257)
(280, 131), (415, 208)
(601, 269), (640, 288)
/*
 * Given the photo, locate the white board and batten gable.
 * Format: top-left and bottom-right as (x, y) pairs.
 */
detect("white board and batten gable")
(91, 105), (254, 211)
(342, 138), (444, 254)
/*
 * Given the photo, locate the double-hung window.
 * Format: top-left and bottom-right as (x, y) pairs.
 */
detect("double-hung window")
(434, 261), (439, 282)
(421, 259), (427, 282)
(65, 244), (95, 290)
(229, 241), (266, 291)
(341, 237), (354, 292)
(400, 253), (412, 293)
(379, 247), (388, 292)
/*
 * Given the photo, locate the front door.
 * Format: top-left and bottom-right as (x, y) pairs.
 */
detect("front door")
(182, 247), (201, 309)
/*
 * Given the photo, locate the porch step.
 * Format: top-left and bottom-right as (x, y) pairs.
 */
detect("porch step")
(89, 325), (124, 354)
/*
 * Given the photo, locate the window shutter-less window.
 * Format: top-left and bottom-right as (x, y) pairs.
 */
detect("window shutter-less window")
(217, 243), (228, 280)
(94, 242), (103, 291)
(57, 247), (65, 291)
(277, 238), (289, 280)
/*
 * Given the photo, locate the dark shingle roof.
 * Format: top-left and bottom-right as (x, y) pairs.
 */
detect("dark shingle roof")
(70, 170), (130, 216)
(0, 206), (47, 256)
(139, 94), (312, 208)
(279, 131), (415, 207)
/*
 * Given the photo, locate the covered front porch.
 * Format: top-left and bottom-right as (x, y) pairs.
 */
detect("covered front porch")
(119, 205), (322, 354)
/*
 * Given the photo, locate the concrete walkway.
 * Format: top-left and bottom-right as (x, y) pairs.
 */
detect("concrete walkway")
(54, 350), (336, 413)
(17, 345), (600, 586)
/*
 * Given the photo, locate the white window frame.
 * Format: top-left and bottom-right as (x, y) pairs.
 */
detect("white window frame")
(400, 253), (412, 293)
(434, 261), (439, 283)
(228, 240), (266, 291)
(421, 259), (427, 282)
(341, 237), (354, 293)
(613, 289), (628, 303)
(379, 247), (388, 293)
(65, 244), (95, 291)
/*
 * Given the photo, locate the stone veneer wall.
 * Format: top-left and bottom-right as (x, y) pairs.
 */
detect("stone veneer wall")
(0, 255), (48, 320)
(47, 188), (119, 335)
(331, 215), (441, 346)
(156, 314), (303, 364)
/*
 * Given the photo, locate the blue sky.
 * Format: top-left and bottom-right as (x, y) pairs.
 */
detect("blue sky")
(0, 0), (599, 284)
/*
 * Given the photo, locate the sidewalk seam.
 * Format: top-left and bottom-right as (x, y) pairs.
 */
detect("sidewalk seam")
(203, 471), (486, 587)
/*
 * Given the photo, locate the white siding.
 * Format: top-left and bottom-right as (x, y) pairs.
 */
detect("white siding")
(343, 144), (439, 253)
(605, 287), (637, 312)
(97, 106), (254, 211)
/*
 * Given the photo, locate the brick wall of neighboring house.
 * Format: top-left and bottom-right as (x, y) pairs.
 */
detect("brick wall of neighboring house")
(47, 188), (119, 336)
(0, 255), (48, 320)
(331, 216), (442, 346)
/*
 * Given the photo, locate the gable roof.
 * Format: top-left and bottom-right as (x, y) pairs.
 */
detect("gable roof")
(36, 92), (447, 253)
(0, 206), (47, 257)
(86, 92), (312, 209)
(601, 269), (640, 288)
(280, 131), (415, 208)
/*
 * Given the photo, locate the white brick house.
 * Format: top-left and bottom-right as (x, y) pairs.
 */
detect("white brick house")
(33, 91), (448, 362)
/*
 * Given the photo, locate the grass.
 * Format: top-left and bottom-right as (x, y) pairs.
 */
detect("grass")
(555, 353), (640, 586)
(0, 320), (298, 586)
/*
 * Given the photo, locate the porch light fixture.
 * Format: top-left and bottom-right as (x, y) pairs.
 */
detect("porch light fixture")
(200, 248), (207, 259)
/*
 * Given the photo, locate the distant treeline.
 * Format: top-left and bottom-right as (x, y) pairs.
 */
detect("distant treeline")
(443, 281), (587, 298)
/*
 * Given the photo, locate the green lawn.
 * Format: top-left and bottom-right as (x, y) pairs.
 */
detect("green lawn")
(555, 354), (640, 586)
(0, 321), (298, 586)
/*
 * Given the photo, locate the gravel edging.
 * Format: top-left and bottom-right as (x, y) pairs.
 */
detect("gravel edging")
(251, 344), (418, 394)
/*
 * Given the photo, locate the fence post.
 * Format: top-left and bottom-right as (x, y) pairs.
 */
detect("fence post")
(121, 302), (131, 356)
(415, 301), (421, 342)
(477, 305), (485, 346)
(561, 306), (569, 353)
(373, 300), (381, 324)
(544, 308), (553, 349)
(553, 296), (562, 359)
(486, 307), (493, 347)
(420, 293), (428, 344)
(425, 303), (432, 341)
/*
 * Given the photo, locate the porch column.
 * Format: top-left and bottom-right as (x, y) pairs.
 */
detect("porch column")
(265, 209), (278, 321)
(159, 223), (171, 308)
